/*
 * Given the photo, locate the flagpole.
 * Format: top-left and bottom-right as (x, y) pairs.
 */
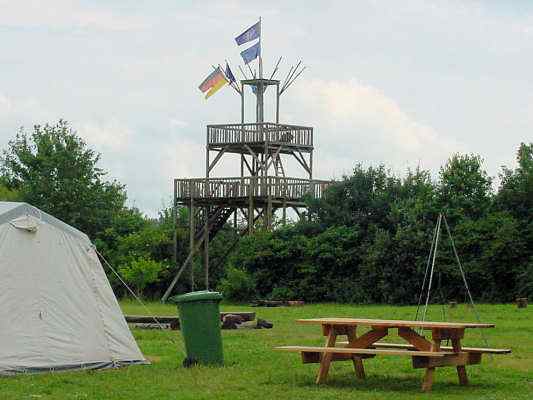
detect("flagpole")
(224, 60), (242, 94)
(259, 17), (263, 79)
(211, 64), (239, 96)
(219, 63), (240, 95)
(258, 17), (263, 123)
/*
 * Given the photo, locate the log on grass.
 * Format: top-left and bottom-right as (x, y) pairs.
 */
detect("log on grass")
(250, 300), (304, 307)
(125, 311), (256, 330)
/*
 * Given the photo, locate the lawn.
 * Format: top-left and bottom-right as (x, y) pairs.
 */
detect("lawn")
(1, 302), (532, 399)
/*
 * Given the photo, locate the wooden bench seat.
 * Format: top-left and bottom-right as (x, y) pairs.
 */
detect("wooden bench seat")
(276, 345), (488, 369)
(281, 318), (504, 391)
(337, 341), (511, 354)
(275, 345), (453, 357)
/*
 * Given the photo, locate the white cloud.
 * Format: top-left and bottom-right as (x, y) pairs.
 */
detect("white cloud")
(0, 92), (204, 215)
(77, 120), (133, 152)
(169, 118), (188, 129)
(74, 118), (209, 214)
(75, 118), (211, 215)
(0, 0), (150, 32)
(0, 94), (13, 113)
(123, 136), (206, 214)
(0, 93), (58, 138)
(1, 1), (531, 216)
(289, 78), (462, 178)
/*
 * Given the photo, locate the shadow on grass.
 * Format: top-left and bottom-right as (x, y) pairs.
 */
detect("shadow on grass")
(283, 372), (501, 394)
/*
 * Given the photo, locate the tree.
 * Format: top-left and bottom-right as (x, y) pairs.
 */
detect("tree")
(0, 177), (20, 201)
(218, 265), (257, 301)
(310, 164), (401, 230)
(118, 257), (163, 297)
(213, 147), (533, 305)
(438, 154), (493, 222)
(450, 212), (524, 301)
(496, 142), (533, 220)
(1, 120), (127, 239)
(495, 143), (533, 297)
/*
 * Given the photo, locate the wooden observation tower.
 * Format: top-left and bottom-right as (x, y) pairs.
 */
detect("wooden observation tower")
(162, 33), (330, 302)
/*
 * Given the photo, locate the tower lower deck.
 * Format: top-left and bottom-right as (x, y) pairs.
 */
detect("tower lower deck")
(175, 176), (330, 208)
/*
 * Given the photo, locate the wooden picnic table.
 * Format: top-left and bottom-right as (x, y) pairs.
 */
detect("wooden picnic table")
(276, 317), (510, 391)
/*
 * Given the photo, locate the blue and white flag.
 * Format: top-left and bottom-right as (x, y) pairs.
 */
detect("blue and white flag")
(240, 41), (261, 65)
(235, 21), (261, 46)
(225, 62), (236, 83)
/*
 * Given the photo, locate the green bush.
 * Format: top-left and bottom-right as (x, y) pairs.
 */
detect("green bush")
(218, 266), (256, 302)
(118, 257), (163, 297)
(0, 182), (20, 201)
(226, 146), (532, 304)
(270, 286), (296, 301)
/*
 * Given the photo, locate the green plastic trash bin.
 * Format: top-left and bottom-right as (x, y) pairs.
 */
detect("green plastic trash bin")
(170, 290), (224, 367)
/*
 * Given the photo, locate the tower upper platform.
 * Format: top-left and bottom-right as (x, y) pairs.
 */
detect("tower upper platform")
(207, 122), (313, 154)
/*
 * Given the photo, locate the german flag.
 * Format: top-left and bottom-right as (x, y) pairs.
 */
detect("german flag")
(198, 67), (228, 99)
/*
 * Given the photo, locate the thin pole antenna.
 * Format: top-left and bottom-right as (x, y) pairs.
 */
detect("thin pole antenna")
(239, 65), (250, 80)
(281, 60), (302, 92)
(269, 56), (283, 80)
(280, 66), (306, 94)
(284, 66), (306, 87)
(247, 62), (255, 79)
(281, 64), (294, 91)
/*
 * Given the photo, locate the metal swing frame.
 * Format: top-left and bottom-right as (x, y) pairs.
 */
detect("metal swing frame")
(414, 213), (490, 347)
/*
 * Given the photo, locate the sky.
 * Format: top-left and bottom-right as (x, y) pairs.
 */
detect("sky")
(1, 0), (532, 215)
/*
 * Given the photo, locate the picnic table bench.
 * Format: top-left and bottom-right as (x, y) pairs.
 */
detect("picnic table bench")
(275, 317), (511, 391)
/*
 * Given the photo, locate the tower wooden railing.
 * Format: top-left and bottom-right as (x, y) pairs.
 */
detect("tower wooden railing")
(207, 123), (313, 147)
(175, 176), (331, 202)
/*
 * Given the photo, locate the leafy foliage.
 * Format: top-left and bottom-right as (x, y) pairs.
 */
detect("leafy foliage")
(0, 180), (20, 201)
(1, 120), (126, 240)
(437, 153), (493, 221)
(217, 265), (256, 302)
(1, 121), (530, 304)
(118, 257), (164, 297)
(226, 144), (532, 304)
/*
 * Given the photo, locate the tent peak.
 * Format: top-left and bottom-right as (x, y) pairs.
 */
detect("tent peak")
(0, 201), (90, 243)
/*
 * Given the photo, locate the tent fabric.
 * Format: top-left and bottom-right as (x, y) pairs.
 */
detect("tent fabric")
(0, 202), (147, 375)
(0, 202), (89, 242)
(10, 215), (40, 232)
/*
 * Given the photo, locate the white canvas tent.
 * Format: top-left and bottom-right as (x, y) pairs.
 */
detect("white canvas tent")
(0, 202), (147, 375)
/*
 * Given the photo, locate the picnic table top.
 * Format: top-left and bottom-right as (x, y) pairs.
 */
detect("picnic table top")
(296, 318), (495, 329)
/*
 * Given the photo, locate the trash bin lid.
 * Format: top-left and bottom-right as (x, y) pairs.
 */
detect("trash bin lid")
(169, 290), (223, 304)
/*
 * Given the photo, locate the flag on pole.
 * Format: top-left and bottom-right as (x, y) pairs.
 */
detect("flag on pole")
(235, 21), (261, 45)
(225, 62), (236, 84)
(240, 41), (261, 65)
(205, 78), (227, 99)
(198, 67), (228, 99)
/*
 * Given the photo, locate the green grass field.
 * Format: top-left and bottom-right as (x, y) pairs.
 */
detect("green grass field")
(2, 302), (532, 399)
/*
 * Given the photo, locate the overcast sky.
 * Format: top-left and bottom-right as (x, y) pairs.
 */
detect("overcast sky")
(1, 1), (532, 215)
